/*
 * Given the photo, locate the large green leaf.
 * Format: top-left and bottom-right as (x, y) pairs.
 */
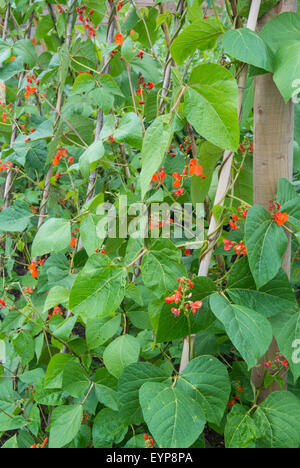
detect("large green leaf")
(118, 362), (169, 424)
(259, 12), (300, 54)
(62, 360), (90, 398)
(273, 40), (300, 103)
(103, 335), (140, 378)
(0, 56), (23, 81)
(271, 309), (300, 381)
(140, 115), (172, 200)
(44, 354), (74, 389)
(222, 28), (273, 71)
(245, 205), (288, 288)
(86, 315), (121, 349)
(79, 140), (105, 178)
(170, 19), (224, 65)
(141, 239), (186, 297)
(225, 405), (260, 448)
(227, 257), (297, 318)
(253, 391), (300, 448)
(210, 293), (273, 369)
(114, 112), (142, 149)
(49, 405), (83, 448)
(94, 369), (119, 411)
(184, 64), (239, 151)
(139, 382), (206, 448)
(31, 218), (71, 257)
(92, 408), (127, 448)
(69, 254), (127, 320)
(177, 356), (231, 425)
(0, 201), (33, 233)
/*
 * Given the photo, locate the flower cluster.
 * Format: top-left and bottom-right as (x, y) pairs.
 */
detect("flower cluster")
(28, 261), (42, 278)
(48, 305), (63, 320)
(53, 147), (68, 166)
(24, 74), (39, 98)
(165, 277), (203, 317)
(144, 434), (154, 448)
(239, 139), (253, 154)
(136, 74), (155, 105)
(223, 239), (247, 256)
(0, 298), (6, 309)
(77, 5), (96, 38)
(0, 160), (13, 172)
(30, 438), (48, 449)
(151, 166), (166, 185)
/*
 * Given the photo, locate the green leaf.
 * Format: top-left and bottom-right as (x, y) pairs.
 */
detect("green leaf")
(94, 368), (119, 411)
(49, 405), (83, 448)
(44, 353), (74, 389)
(0, 56), (23, 81)
(271, 309), (300, 381)
(273, 40), (300, 103)
(114, 112), (142, 150)
(92, 408), (127, 448)
(0, 39), (11, 62)
(62, 360), (90, 397)
(103, 335), (140, 378)
(210, 293), (273, 369)
(86, 315), (121, 349)
(139, 382), (206, 448)
(259, 12), (300, 54)
(0, 201), (33, 233)
(118, 362), (169, 424)
(225, 405), (259, 448)
(253, 391), (300, 448)
(79, 140), (105, 178)
(170, 19), (224, 65)
(141, 239), (186, 297)
(69, 254), (127, 321)
(43, 286), (70, 312)
(31, 218), (71, 257)
(140, 116), (172, 200)
(245, 206), (288, 288)
(177, 356), (231, 425)
(29, 120), (53, 141)
(184, 64), (239, 152)
(222, 28), (273, 71)
(227, 257), (297, 318)
(13, 331), (35, 365)
(277, 178), (300, 230)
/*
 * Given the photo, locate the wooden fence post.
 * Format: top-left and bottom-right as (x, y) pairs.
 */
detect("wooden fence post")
(251, 0), (297, 401)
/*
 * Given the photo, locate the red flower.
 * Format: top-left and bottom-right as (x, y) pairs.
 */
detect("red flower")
(114, 33), (124, 45)
(70, 237), (77, 248)
(188, 159), (205, 178)
(174, 188), (184, 197)
(223, 239), (235, 251)
(233, 242), (247, 256)
(229, 220), (239, 230)
(190, 300), (203, 315)
(274, 212), (289, 226)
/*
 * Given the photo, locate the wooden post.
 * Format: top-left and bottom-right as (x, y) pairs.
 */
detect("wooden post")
(251, 0), (297, 401)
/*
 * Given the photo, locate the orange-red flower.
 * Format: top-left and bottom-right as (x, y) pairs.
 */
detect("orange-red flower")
(188, 159), (205, 178)
(114, 33), (124, 46)
(274, 212), (289, 226)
